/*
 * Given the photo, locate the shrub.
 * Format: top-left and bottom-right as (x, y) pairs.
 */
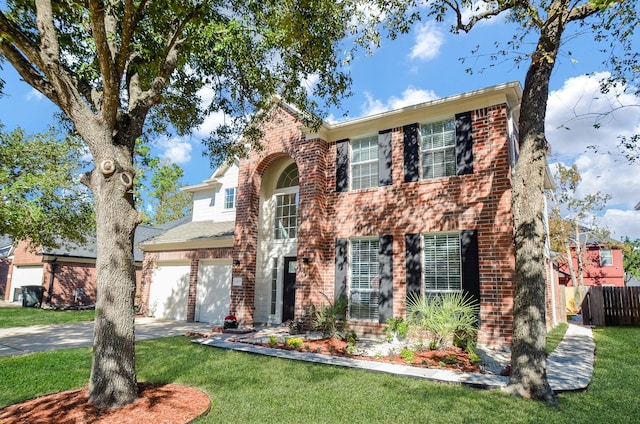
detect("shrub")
(268, 335), (278, 346)
(311, 293), (349, 339)
(286, 338), (304, 348)
(400, 348), (415, 363)
(407, 292), (479, 350)
(383, 317), (409, 341)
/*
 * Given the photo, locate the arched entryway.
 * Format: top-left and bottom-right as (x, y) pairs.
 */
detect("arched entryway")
(254, 158), (299, 324)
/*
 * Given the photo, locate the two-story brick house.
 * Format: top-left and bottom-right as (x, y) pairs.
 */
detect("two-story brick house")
(141, 82), (564, 348)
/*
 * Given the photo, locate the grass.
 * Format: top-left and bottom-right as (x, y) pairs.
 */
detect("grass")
(1, 326), (639, 423)
(545, 322), (568, 355)
(0, 307), (95, 328)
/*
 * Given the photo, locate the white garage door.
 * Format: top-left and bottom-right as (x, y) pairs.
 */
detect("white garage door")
(195, 260), (232, 325)
(148, 263), (190, 321)
(10, 265), (44, 302)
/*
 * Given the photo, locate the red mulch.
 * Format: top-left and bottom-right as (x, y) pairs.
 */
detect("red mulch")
(245, 337), (482, 373)
(0, 383), (210, 424)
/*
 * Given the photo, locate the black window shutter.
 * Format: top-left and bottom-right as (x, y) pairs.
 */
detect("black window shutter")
(405, 233), (422, 303)
(378, 129), (393, 186)
(336, 139), (349, 192)
(460, 230), (480, 305)
(335, 238), (348, 303)
(455, 111), (473, 175)
(403, 123), (419, 182)
(378, 235), (393, 323)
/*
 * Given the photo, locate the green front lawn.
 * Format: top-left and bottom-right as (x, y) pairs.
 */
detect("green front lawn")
(0, 307), (95, 328)
(1, 326), (639, 423)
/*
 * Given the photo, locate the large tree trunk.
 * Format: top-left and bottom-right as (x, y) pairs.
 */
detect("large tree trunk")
(85, 136), (139, 408)
(506, 31), (559, 406)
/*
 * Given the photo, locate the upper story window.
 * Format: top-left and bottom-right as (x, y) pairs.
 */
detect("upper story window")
(421, 119), (456, 179)
(276, 163), (299, 188)
(224, 187), (236, 209)
(274, 163), (299, 240)
(600, 248), (613, 266)
(424, 232), (461, 297)
(351, 136), (379, 190)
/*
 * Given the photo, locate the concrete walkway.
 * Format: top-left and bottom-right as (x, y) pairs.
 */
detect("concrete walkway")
(195, 323), (595, 392)
(0, 317), (213, 357)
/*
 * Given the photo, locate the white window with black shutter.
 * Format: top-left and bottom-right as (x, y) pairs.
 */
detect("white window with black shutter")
(335, 235), (394, 323)
(335, 129), (393, 192)
(404, 111), (474, 182)
(405, 230), (480, 305)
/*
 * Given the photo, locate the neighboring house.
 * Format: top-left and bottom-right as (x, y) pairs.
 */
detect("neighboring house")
(625, 273), (640, 287)
(557, 237), (625, 288)
(139, 82), (565, 348)
(4, 226), (164, 306)
(139, 162), (238, 325)
(0, 235), (15, 300)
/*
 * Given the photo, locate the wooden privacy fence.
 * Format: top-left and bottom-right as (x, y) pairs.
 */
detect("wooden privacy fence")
(582, 286), (640, 326)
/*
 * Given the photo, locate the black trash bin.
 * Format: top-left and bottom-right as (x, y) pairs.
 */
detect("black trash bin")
(21, 285), (45, 308)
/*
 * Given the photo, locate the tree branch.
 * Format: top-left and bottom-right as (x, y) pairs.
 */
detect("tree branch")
(0, 10), (46, 71)
(88, 0), (118, 124)
(0, 38), (59, 104)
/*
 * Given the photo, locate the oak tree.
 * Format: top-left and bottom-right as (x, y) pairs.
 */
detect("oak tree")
(1, 0), (360, 407)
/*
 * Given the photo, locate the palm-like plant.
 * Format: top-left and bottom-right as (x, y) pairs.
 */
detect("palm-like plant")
(407, 292), (479, 349)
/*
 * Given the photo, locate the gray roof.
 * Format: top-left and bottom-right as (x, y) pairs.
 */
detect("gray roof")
(41, 225), (165, 262)
(140, 220), (235, 247)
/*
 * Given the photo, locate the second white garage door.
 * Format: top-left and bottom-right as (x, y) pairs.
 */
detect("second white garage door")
(148, 263), (190, 321)
(195, 260), (232, 325)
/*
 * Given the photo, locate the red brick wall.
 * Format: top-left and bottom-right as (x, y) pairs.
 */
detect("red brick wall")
(233, 103), (516, 347)
(8, 240), (143, 306)
(141, 247), (233, 320)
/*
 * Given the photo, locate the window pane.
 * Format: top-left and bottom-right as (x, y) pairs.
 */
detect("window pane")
(600, 249), (613, 266)
(274, 193), (298, 239)
(276, 163), (299, 188)
(350, 239), (380, 321)
(421, 119), (456, 180)
(424, 233), (461, 295)
(351, 136), (378, 189)
(224, 188), (236, 209)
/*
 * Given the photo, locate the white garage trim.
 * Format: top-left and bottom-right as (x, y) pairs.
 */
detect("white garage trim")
(148, 262), (190, 321)
(195, 259), (232, 325)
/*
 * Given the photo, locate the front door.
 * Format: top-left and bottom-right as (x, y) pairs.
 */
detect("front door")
(282, 257), (297, 322)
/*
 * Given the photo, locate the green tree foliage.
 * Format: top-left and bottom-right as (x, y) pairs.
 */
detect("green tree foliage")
(623, 238), (640, 280)
(0, 124), (94, 248)
(0, 0), (372, 408)
(134, 143), (192, 225)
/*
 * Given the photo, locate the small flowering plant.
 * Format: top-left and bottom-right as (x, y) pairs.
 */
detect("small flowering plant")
(223, 315), (238, 329)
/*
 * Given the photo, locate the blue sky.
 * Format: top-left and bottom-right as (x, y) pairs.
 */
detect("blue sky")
(1, 9), (640, 239)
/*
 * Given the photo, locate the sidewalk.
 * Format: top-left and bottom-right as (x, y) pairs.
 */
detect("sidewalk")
(195, 323), (595, 392)
(0, 317), (213, 357)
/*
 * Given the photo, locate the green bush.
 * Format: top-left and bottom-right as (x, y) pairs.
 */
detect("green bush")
(400, 348), (415, 363)
(311, 293), (349, 339)
(286, 338), (304, 348)
(407, 292), (479, 350)
(383, 316), (409, 341)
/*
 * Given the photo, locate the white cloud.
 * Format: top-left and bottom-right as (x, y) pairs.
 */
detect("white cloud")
(26, 88), (44, 101)
(601, 209), (640, 241)
(194, 85), (230, 137)
(361, 87), (440, 116)
(546, 73), (640, 239)
(546, 72), (640, 159)
(409, 22), (444, 61)
(158, 136), (192, 164)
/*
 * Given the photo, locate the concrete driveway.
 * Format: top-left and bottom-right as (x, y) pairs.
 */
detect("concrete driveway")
(0, 317), (214, 357)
